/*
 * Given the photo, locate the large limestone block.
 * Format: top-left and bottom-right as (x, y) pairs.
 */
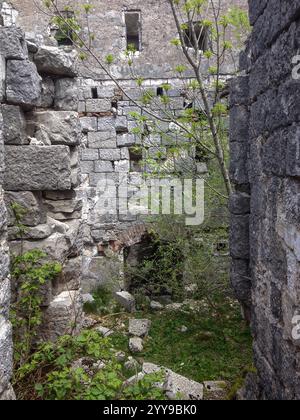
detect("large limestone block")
(6, 59), (42, 108)
(0, 27), (28, 60)
(4, 145), (71, 191)
(40, 291), (82, 342)
(1, 104), (28, 145)
(32, 111), (81, 146)
(34, 46), (77, 77)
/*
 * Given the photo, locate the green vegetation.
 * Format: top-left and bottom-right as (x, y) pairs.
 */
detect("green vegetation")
(14, 330), (165, 401)
(108, 300), (253, 388)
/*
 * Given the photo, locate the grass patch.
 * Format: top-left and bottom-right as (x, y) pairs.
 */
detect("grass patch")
(109, 299), (253, 387)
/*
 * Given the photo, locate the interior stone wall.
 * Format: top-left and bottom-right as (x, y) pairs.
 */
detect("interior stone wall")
(230, 0), (300, 400)
(0, 21), (84, 345)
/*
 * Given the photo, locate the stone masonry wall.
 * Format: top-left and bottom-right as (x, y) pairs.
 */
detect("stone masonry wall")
(0, 65), (14, 401)
(230, 0), (300, 400)
(0, 17), (83, 345)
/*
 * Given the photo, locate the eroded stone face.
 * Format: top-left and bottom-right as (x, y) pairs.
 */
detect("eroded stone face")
(4, 145), (72, 191)
(229, 1), (300, 400)
(6, 59), (42, 108)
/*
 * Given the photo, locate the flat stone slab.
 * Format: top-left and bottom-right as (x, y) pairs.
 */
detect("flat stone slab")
(4, 145), (71, 191)
(129, 319), (151, 337)
(142, 362), (204, 400)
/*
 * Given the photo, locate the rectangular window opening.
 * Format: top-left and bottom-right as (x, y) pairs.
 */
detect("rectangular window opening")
(129, 147), (143, 172)
(91, 87), (98, 99)
(125, 12), (141, 52)
(183, 22), (209, 51)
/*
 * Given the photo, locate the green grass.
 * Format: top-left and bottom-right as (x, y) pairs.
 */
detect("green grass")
(110, 300), (253, 386)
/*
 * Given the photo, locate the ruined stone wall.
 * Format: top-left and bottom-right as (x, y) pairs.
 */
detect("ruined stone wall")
(230, 0), (300, 400)
(10, 0), (245, 80)
(0, 62), (14, 402)
(0, 18), (83, 344)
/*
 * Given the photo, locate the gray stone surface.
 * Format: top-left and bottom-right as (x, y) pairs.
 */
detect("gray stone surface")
(6, 59), (42, 108)
(229, 0), (300, 400)
(55, 78), (79, 111)
(0, 26), (27, 60)
(4, 145), (71, 191)
(129, 337), (143, 353)
(115, 291), (136, 313)
(0, 104), (28, 145)
(32, 111), (81, 146)
(34, 46), (77, 77)
(129, 318), (151, 337)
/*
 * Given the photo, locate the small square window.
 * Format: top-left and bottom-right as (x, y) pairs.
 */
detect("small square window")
(125, 12), (141, 51)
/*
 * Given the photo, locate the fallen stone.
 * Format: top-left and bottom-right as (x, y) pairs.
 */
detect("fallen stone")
(6, 59), (42, 109)
(165, 371), (204, 400)
(115, 351), (126, 362)
(180, 326), (188, 333)
(115, 291), (136, 313)
(141, 363), (203, 400)
(34, 46), (77, 77)
(95, 326), (114, 337)
(129, 319), (151, 338)
(150, 301), (164, 311)
(4, 145), (72, 191)
(82, 293), (94, 304)
(124, 357), (140, 371)
(129, 337), (143, 353)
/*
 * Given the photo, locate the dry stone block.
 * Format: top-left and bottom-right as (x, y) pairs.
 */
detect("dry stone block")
(38, 77), (55, 108)
(40, 291), (82, 342)
(129, 319), (151, 337)
(115, 291), (136, 313)
(88, 131), (116, 149)
(0, 26), (27, 60)
(0, 55), (5, 102)
(1, 104), (28, 145)
(55, 78), (79, 111)
(34, 46), (77, 77)
(6, 59), (42, 109)
(129, 337), (143, 353)
(32, 111), (81, 146)
(4, 145), (71, 191)
(86, 99), (111, 113)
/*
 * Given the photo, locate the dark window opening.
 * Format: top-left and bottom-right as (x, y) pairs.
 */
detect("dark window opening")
(55, 10), (75, 46)
(183, 22), (209, 51)
(91, 87), (98, 99)
(125, 12), (141, 51)
(157, 87), (164, 97)
(111, 100), (118, 110)
(129, 147), (143, 172)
